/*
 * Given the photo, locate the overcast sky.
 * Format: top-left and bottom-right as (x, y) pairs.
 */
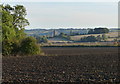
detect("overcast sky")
(1, 0), (118, 29)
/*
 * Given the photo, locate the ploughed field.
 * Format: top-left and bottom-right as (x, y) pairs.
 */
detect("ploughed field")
(2, 47), (120, 83)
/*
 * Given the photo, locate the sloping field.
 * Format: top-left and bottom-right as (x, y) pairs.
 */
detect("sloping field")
(71, 32), (119, 41)
(2, 47), (119, 83)
(48, 37), (70, 42)
(106, 32), (119, 37)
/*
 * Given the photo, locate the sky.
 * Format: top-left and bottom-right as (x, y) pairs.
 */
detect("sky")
(1, 0), (120, 2)
(1, 0), (119, 29)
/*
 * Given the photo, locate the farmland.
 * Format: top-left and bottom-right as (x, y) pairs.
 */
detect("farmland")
(2, 47), (120, 83)
(71, 32), (119, 41)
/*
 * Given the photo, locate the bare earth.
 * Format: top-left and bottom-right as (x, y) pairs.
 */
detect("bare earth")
(2, 47), (120, 84)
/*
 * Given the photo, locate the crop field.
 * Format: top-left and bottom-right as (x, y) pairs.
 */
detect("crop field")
(71, 32), (119, 41)
(41, 42), (119, 47)
(2, 47), (120, 84)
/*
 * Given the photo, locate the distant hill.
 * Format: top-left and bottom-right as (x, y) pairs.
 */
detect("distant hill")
(25, 28), (119, 37)
(25, 28), (119, 42)
(48, 37), (71, 43)
(71, 32), (119, 41)
(109, 28), (120, 32)
(25, 28), (89, 37)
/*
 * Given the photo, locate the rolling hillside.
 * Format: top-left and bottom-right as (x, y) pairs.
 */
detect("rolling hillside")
(71, 32), (119, 41)
(48, 37), (71, 43)
(25, 29), (89, 37)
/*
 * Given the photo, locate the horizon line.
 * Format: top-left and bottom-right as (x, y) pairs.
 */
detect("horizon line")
(25, 27), (119, 30)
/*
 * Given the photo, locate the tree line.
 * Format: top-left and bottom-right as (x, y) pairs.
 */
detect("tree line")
(80, 34), (107, 42)
(88, 28), (109, 34)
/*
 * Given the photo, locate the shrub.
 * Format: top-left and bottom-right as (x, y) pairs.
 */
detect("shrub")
(11, 41), (20, 55)
(20, 37), (41, 55)
(2, 40), (13, 56)
(102, 34), (108, 41)
(35, 36), (48, 43)
(88, 28), (109, 34)
(80, 36), (97, 42)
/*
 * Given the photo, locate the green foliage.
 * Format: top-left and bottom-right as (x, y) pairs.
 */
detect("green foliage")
(2, 11), (16, 41)
(0, 6), (2, 54)
(0, 30), (1, 43)
(80, 34), (108, 42)
(96, 35), (102, 42)
(0, 28), (2, 44)
(114, 38), (119, 42)
(2, 4), (40, 56)
(2, 40), (13, 56)
(36, 36), (48, 43)
(2, 8), (16, 56)
(102, 34), (107, 41)
(88, 28), (109, 34)
(11, 41), (20, 55)
(13, 5), (29, 30)
(88, 29), (94, 34)
(20, 37), (40, 55)
(80, 36), (97, 42)
(59, 32), (66, 37)
(94, 28), (109, 34)
(59, 32), (71, 40)
(67, 36), (72, 40)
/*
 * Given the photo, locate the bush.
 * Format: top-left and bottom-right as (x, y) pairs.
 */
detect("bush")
(33, 35), (48, 43)
(88, 28), (109, 34)
(59, 32), (71, 40)
(20, 37), (41, 55)
(2, 40), (13, 56)
(80, 36), (97, 42)
(11, 41), (20, 55)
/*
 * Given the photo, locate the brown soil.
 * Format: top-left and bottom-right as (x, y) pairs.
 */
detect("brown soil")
(2, 47), (120, 84)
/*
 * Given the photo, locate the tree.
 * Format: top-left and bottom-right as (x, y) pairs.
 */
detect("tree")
(2, 11), (16, 41)
(80, 36), (97, 42)
(13, 5), (29, 29)
(96, 35), (102, 42)
(94, 28), (109, 34)
(59, 32), (71, 40)
(88, 28), (109, 34)
(20, 37), (41, 55)
(12, 5), (29, 41)
(3, 4), (29, 41)
(2, 4), (40, 56)
(36, 36), (48, 43)
(59, 32), (66, 37)
(102, 34), (107, 41)
(2, 9), (16, 56)
(3, 4), (13, 13)
(42, 36), (48, 43)
(88, 29), (94, 34)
